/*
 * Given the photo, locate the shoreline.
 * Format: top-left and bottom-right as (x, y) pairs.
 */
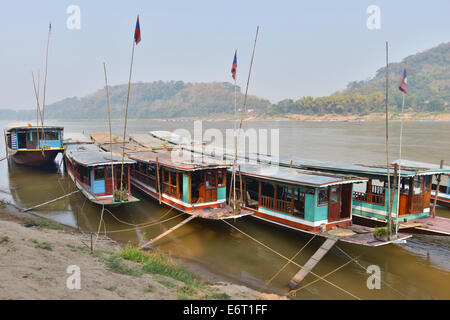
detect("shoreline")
(7, 112), (450, 123)
(0, 202), (286, 300)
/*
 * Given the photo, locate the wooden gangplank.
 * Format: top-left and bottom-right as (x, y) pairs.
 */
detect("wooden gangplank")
(288, 237), (338, 289)
(139, 213), (200, 249)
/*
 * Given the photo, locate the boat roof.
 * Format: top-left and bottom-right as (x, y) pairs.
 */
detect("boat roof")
(237, 163), (367, 188)
(6, 123), (63, 132)
(65, 143), (135, 167)
(90, 132), (127, 144)
(290, 157), (450, 178)
(102, 142), (151, 154)
(149, 130), (450, 177)
(129, 133), (170, 150)
(63, 132), (93, 145)
(128, 149), (231, 171)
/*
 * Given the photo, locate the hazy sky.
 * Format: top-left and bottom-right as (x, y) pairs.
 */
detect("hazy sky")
(0, 0), (449, 109)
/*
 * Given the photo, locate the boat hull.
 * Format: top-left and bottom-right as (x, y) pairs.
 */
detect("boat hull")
(9, 149), (61, 167)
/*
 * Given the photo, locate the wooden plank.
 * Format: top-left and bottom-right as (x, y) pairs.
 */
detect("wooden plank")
(288, 237), (337, 289)
(139, 213), (199, 248)
(431, 160), (444, 218)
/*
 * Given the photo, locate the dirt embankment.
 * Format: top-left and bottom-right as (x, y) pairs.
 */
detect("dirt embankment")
(0, 203), (285, 300)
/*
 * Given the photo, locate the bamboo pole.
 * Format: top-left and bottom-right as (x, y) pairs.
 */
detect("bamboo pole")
(40, 22), (51, 147)
(156, 157), (162, 204)
(139, 213), (199, 248)
(395, 93), (406, 236)
(385, 41), (392, 240)
(431, 160), (444, 218)
(120, 39), (136, 199)
(103, 63), (115, 197)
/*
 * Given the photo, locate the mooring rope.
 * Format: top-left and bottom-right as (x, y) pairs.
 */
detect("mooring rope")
(101, 212), (185, 234)
(221, 219), (361, 300)
(103, 207), (174, 228)
(334, 244), (408, 299)
(261, 234), (317, 292)
(288, 255), (360, 296)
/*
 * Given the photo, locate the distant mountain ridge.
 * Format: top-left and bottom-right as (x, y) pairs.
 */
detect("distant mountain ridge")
(1, 42), (448, 120)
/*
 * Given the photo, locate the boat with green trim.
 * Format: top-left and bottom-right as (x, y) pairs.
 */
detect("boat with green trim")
(64, 143), (140, 206)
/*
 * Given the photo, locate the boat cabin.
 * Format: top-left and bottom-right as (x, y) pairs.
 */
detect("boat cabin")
(291, 159), (450, 225)
(64, 143), (139, 205)
(128, 150), (230, 213)
(5, 124), (63, 151)
(231, 164), (367, 232)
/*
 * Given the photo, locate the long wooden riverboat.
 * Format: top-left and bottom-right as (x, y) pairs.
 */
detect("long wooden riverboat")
(150, 130), (450, 237)
(4, 123), (64, 167)
(230, 163), (412, 246)
(291, 158), (450, 235)
(91, 132), (252, 220)
(64, 143), (139, 206)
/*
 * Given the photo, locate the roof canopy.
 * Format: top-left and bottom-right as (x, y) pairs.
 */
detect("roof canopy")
(238, 163), (367, 188)
(66, 144), (135, 167)
(128, 149), (230, 171)
(6, 123), (63, 132)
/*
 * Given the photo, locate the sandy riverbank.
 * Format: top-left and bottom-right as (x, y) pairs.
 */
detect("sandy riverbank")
(0, 202), (285, 300)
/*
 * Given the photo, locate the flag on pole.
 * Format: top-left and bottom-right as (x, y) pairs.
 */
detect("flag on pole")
(231, 50), (237, 80)
(49, 22), (51, 33)
(399, 63), (407, 94)
(134, 15), (141, 45)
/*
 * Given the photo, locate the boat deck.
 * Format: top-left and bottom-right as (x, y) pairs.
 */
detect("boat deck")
(314, 224), (411, 247)
(92, 195), (140, 206)
(399, 216), (450, 236)
(192, 206), (253, 220)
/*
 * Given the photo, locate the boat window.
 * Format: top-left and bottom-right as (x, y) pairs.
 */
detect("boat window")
(45, 131), (59, 141)
(260, 182), (274, 197)
(171, 172), (177, 186)
(163, 169), (169, 183)
(217, 170), (225, 187)
(206, 170), (216, 187)
(29, 131), (37, 141)
(148, 164), (155, 176)
(318, 188), (328, 206)
(330, 186), (339, 203)
(94, 167), (105, 180)
(17, 132), (27, 148)
(413, 176), (424, 195)
(424, 176), (431, 192)
(106, 166), (113, 179)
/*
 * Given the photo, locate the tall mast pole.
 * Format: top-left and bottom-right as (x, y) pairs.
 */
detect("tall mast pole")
(385, 41), (392, 240)
(103, 63), (115, 196)
(41, 22), (51, 125)
(232, 58), (237, 211)
(233, 27), (259, 211)
(120, 38), (136, 199)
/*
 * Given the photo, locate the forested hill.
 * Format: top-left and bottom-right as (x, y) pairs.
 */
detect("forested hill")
(0, 81), (270, 120)
(1, 42), (448, 120)
(268, 42), (449, 115)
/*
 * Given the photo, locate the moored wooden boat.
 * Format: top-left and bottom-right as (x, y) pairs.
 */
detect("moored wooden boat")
(4, 123), (64, 167)
(92, 133), (251, 220)
(64, 143), (140, 206)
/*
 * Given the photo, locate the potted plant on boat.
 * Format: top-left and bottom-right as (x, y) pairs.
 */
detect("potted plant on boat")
(372, 227), (388, 241)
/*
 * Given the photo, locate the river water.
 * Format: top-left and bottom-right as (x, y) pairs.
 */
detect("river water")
(0, 119), (449, 299)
